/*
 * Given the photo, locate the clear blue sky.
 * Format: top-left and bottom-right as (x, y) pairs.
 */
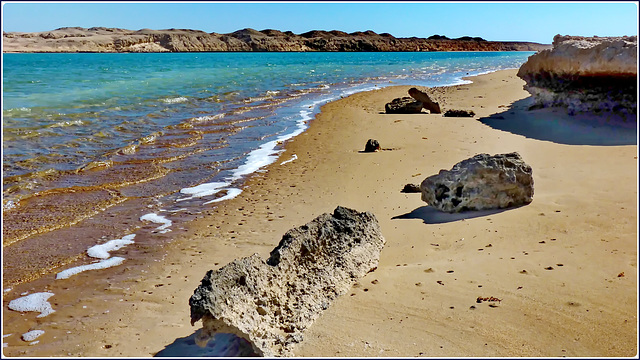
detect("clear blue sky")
(2, 2), (638, 44)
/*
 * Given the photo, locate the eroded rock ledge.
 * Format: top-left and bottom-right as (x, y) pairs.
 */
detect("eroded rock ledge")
(189, 206), (385, 356)
(517, 35), (637, 114)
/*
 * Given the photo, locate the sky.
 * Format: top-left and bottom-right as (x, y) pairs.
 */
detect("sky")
(1, 1), (638, 44)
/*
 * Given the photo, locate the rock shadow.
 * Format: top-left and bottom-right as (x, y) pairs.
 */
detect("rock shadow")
(154, 331), (258, 357)
(478, 98), (637, 146)
(392, 205), (513, 224)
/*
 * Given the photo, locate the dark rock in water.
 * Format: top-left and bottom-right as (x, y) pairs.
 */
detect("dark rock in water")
(420, 152), (534, 213)
(408, 87), (441, 114)
(364, 139), (380, 152)
(385, 97), (423, 114)
(401, 183), (422, 193)
(189, 206), (385, 357)
(517, 35), (637, 115)
(443, 109), (476, 117)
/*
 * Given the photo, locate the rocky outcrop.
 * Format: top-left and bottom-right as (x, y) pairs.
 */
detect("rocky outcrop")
(3, 27), (552, 53)
(443, 109), (476, 117)
(189, 206), (385, 357)
(517, 35), (637, 114)
(385, 97), (424, 114)
(420, 152), (534, 213)
(364, 139), (380, 152)
(408, 88), (442, 113)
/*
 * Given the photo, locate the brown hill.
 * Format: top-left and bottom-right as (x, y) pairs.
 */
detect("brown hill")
(2, 27), (551, 53)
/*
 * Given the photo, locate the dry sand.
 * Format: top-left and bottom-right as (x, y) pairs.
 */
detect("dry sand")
(2, 69), (637, 357)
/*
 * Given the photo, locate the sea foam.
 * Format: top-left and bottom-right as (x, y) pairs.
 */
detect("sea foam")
(21, 330), (44, 342)
(86, 234), (136, 259)
(8, 292), (55, 318)
(140, 213), (172, 233)
(56, 257), (125, 280)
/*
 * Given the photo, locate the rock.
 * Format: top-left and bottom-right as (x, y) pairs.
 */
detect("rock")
(443, 109), (475, 117)
(364, 139), (380, 152)
(408, 88), (442, 114)
(517, 35), (637, 114)
(401, 183), (422, 193)
(189, 206), (385, 357)
(420, 152), (534, 213)
(385, 97), (424, 114)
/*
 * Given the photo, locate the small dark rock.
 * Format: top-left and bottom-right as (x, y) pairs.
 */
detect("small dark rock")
(401, 183), (422, 193)
(443, 109), (476, 117)
(364, 139), (380, 152)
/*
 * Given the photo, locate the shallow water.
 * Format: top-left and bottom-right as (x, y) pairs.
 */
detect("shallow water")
(2, 51), (534, 286)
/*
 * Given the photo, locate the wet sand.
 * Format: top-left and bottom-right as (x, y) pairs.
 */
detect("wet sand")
(2, 69), (637, 357)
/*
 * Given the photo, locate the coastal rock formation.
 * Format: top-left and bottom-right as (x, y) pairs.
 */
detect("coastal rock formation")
(443, 109), (476, 117)
(189, 206), (385, 357)
(364, 139), (381, 152)
(420, 152), (534, 213)
(408, 88), (442, 114)
(517, 35), (637, 114)
(3, 27), (552, 53)
(385, 97), (424, 114)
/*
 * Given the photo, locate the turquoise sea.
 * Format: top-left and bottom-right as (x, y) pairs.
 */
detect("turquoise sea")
(2, 51), (534, 285)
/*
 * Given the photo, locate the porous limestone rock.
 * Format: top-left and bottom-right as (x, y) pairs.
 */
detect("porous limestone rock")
(189, 206), (385, 357)
(364, 139), (380, 152)
(408, 87), (442, 114)
(420, 152), (533, 213)
(517, 35), (637, 114)
(401, 183), (422, 193)
(385, 97), (423, 114)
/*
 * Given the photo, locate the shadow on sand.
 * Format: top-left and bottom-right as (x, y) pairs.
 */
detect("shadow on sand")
(478, 98), (637, 146)
(392, 205), (515, 224)
(154, 331), (258, 357)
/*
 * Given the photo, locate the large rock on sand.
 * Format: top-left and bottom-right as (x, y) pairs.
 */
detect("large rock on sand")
(408, 87), (442, 114)
(385, 97), (423, 113)
(189, 206), (385, 356)
(420, 152), (534, 213)
(517, 35), (637, 114)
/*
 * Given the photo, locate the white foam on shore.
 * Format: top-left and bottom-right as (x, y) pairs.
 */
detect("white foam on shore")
(177, 182), (231, 202)
(203, 188), (242, 205)
(56, 257), (125, 280)
(8, 292), (55, 318)
(86, 234), (136, 259)
(280, 154), (297, 165)
(21, 330), (44, 342)
(140, 213), (172, 233)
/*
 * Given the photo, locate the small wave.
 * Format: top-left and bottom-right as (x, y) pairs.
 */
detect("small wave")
(161, 96), (189, 104)
(266, 90), (280, 96)
(177, 181), (230, 202)
(48, 120), (86, 128)
(76, 160), (113, 173)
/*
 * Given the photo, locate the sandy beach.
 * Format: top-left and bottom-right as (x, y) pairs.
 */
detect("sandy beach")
(2, 69), (637, 357)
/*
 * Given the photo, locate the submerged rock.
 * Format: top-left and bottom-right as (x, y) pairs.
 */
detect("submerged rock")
(517, 35), (637, 114)
(443, 109), (475, 117)
(408, 87), (442, 114)
(189, 206), (385, 356)
(364, 139), (380, 152)
(420, 152), (533, 213)
(385, 97), (423, 114)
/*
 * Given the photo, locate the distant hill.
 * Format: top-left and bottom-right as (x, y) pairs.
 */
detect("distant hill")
(2, 27), (552, 53)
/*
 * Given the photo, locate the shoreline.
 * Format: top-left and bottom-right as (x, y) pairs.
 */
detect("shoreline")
(2, 69), (637, 357)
